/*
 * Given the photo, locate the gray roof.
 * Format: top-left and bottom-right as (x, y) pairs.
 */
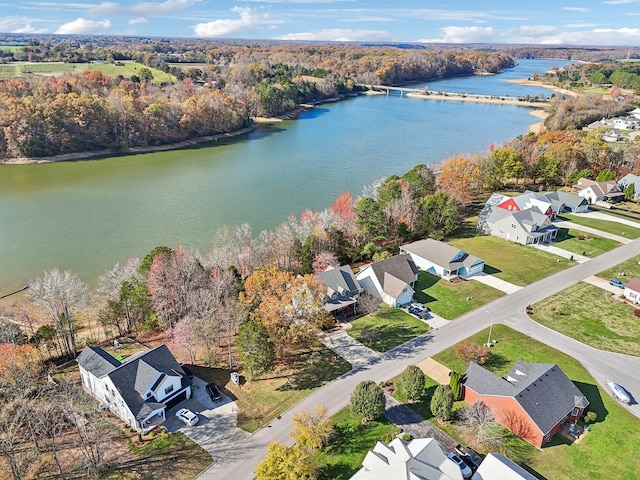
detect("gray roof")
(539, 190), (588, 210)
(368, 254), (418, 294)
(464, 360), (589, 436)
(79, 344), (190, 421)
(316, 265), (360, 296)
(401, 238), (483, 271)
(76, 346), (122, 377)
(575, 178), (623, 198)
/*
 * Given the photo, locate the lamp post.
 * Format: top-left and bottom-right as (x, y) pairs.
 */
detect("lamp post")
(485, 310), (494, 348)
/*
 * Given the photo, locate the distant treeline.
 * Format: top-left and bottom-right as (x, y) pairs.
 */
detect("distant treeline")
(0, 41), (516, 160)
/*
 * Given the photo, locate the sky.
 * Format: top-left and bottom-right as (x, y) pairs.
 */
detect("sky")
(1, 0), (640, 45)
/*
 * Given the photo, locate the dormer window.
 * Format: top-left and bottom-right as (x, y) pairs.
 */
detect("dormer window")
(147, 392), (152, 399)
(164, 385), (174, 395)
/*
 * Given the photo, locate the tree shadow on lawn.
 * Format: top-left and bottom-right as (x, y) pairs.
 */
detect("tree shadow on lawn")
(554, 228), (574, 242)
(483, 352), (509, 372)
(574, 381), (609, 422)
(277, 349), (351, 391)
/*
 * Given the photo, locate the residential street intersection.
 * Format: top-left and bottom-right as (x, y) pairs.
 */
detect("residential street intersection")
(197, 235), (640, 480)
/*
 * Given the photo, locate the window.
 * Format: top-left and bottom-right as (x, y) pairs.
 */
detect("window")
(571, 407), (580, 417)
(511, 223), (516, 229)
(164, 384), (174, 395)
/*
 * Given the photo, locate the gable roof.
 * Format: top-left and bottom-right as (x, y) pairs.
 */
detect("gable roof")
(540, 190), (588, 210)
(464, 360), (589, 437)
(575, 178), (624, 198)
(79, 344), (190, 421)
(367, 254), (418, 295)
(474, 453), (538, 480)
(625, 278), (640, 293)
(401, 238), (483, 271)
(316, 265), (360, 296)
(76, 346), (122, 377)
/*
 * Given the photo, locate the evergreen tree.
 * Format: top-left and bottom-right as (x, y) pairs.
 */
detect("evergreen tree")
(397, 365), (426, 402)
(236, 321), (275, 380)
(430, 384), (454, 422)
(351, 380), (386, 422)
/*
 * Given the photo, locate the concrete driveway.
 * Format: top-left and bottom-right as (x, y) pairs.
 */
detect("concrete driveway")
(166, 376), (249, 461)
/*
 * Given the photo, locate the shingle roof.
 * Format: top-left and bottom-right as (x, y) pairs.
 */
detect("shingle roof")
(464, 360), (589, 437)
(541, 190), (588, 210)
(80, 344), (190, 422)
(401, 238), (483, 271)
(316, 265), (360, 296)
(625, 278), (640, 293)
(369, 254), (418, 295)
(76, 346), (122, 377)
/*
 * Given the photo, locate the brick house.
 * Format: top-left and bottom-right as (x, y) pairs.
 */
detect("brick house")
(463, 360), (589, 447)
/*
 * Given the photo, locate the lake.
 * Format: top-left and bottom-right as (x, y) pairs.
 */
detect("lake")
(0, 59), (566, 293)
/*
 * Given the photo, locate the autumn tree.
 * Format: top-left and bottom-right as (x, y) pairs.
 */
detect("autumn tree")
(430, 384), (454, 422)
(0, 344), (42, 398)
(236, 321), (275, 380)
(396, 365), (426, 402)
(455, 341), (490, 365)
(254, 442), (319, 480)
(437, 155), (481, 207)
(27, 268), (88, 359)
(290, 404), (334, 451)
(351, 380), (386, 422)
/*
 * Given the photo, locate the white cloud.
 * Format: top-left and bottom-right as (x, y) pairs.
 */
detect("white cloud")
(55, 17), (112, 34)
(563, 7), (590, 12)
(14, 23), (49, 33)
(604, 0), (639, 4)
(88, 0), (197, 16)
(275, 28), (395, 42)
(419, 26), (496, 43)
(128, 16), (148, 25)
(193, 6), (274, 37)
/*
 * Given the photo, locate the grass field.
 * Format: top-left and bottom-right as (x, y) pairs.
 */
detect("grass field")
(599, 255), (640, 280)
(530, 282), (640, 356)
(413, 272), (504, 319)
(559, 213), (640, 239)
(0, 45), (21, 52)
(348, 304), (430, 352)
(448, 236), (572, 285)
(432, 324), (640, 480)
(554, 227), (620, 257)
(0, 61), (175, 83)
(320, 408), (397, 480)
(189, 341), (351, 433)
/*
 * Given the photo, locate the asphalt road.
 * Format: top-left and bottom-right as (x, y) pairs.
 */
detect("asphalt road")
(197, 237), (640, 480)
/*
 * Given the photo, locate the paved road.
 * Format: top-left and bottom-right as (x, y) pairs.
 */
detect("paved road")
(197, 238), (640, 480)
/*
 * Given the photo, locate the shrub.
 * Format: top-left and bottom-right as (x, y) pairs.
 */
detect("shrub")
(351, 380), (386, 422)
(430, 385), (454, 422)
(455, 341), (490, 365)
(402, 433), (412, 441)
(397, 365), (426, 402)
(449, 370), (463, 401)
(585, 411), (598, 423)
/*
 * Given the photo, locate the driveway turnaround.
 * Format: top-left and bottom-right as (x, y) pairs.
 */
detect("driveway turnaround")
(170, 376), (249, 461)
(197, 237), (640, 480)
(470, 272), (522, 294)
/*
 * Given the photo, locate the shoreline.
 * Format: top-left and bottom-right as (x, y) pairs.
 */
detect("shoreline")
(504, 78), (578, 97)
(405, 91), (547, 108)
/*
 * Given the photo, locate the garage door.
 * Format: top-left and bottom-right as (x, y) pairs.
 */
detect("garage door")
(164, 390), (187, 410)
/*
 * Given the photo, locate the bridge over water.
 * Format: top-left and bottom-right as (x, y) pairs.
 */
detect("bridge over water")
(359, 84), (549, 108)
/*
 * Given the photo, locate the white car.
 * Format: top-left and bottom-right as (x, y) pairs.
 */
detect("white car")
(175, 408), (199, 426)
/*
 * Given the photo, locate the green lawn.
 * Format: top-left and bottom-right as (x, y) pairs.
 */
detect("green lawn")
(0, 45), (21, 52)
(348, 304), (430, 352)
(432, 324), (640, 480)
(554, 227), (620, 257)
(530, 282), (640, 356)
(189, 341), (351, 433)
(448, 236), (572, 286)
(320, 408), (397, 480)
(413, 272), (504, 319)
(0, 61), (175, 83)
(599, 255), (640, 280)
(559, 213), (640, 239)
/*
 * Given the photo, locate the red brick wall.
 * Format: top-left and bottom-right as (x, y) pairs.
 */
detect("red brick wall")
(464, 387), (543, 447)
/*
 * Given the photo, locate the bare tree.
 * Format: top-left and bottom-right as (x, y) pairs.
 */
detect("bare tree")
(27, 269), (88, 359)
(0, 399), (36, 480)
(458, 400), (495, 427)
(357, 292), (380, 316)
(222, 301), (248, 369)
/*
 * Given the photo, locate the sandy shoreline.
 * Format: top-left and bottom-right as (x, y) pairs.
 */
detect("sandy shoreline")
(505, 78), (578, 97)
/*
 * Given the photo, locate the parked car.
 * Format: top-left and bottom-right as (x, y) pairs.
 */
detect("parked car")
(408, 302), (429, 319)
(206, 383), (222, 402)
(175, 408), (199, 426)
(610, 278), (625, 289)
(447, 452), (473, 479)
(606, 379), (631, 404)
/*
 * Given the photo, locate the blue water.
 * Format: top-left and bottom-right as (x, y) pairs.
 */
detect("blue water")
(0, 59), (563, 291)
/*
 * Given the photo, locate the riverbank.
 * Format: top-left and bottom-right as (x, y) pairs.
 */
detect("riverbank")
(405, 90), (547, 108)
(1, 126), (257, 165)
(528, 109), (550, 134)
(505, 78), (578, 97)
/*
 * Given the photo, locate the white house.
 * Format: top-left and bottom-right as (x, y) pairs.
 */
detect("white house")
(399, 238), (484, 280)
(76, 344), (192, 432)
(356, 254), (418, 307)
(574, 178), (624, 204)
(471, 453), (538, 480)
(619, 173), (640, 200)
(624, 278), (640, 304)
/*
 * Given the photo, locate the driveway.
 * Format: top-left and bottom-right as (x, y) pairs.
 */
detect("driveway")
(555, 219), (630, 244)
(166, 376), (249, 461)
(470, 272), (522, 294)
(531, 243), (589, 263)
(574, 210), (640, 229)
(317, 328), (380, 368)
(582, 275), (627, 295)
